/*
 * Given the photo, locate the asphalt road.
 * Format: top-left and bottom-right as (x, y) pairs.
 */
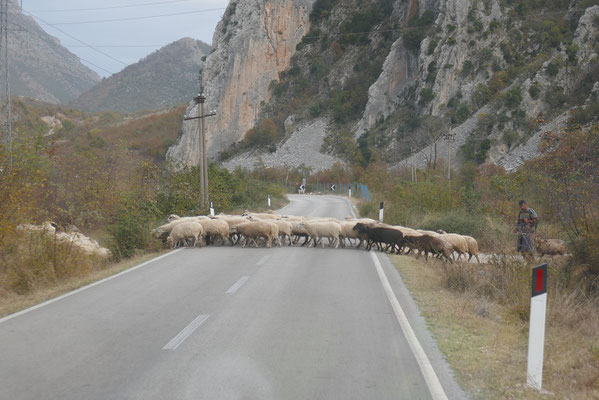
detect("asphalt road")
(0, 194), (467, 400)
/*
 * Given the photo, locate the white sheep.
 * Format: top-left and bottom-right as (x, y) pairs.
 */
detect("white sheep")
(536, 238), (567, 256)
(462, 235), (480, 263)
(198, 219), (230, 246)
(166, 221), (204, 248)
(437, 233), (469, 260)
(233, 221), (279, 248)
(300, 221), (342, 248)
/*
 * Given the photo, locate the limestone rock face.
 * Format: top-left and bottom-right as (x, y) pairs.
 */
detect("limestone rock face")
(167, 0), (316, 167)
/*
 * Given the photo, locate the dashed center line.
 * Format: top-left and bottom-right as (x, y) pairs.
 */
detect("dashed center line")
(162, 314), (209, 350)
(226, 276), (249, 294)
(256, 255), (271, 266)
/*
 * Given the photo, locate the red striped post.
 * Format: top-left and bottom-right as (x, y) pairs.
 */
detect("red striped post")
(527, 263), (548, 390)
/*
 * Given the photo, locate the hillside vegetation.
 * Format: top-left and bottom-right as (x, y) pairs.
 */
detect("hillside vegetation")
(0, 98), (285, 296)
(72, 38), (211, 113)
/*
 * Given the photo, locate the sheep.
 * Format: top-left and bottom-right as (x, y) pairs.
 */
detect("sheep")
(300, 221), (342, 248)
(462, 235), (480, 263)
(198, 219), (230, 246)
(152, 218), (203, 242)
(536, 238), (567, 256)
(232, 221), (279, 248)
(166, 221), (204, 248)
(242, 212), (280, 220)
(352, 223), (404, 254)
(289, 220), (312, 246)
(271, 220), (293, 246)
(417, 229), (441, 237)
(211, 215), (250, 244)
(16, 221), (57, 234)
(412, 235), (453, 262)
(338, 221), (367, 248)
(437, 233), (469, 260)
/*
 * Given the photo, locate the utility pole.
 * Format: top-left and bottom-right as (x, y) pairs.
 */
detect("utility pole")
(443, 127), (456, 180)
(0, 0), (12, 167)
(185, 92), (216, 209)
(410, 146), (417, 183)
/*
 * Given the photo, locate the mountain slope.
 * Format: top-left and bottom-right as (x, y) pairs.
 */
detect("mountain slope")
(72, 38), (212, 113)
(7, 1), (101, 104)
(167, 0), (599, 172)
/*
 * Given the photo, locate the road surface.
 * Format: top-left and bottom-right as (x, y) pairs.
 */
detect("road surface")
(0, 195), (466, 400)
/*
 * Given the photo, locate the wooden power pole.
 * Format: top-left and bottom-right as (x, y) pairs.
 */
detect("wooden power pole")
(185, 93), (216, 209)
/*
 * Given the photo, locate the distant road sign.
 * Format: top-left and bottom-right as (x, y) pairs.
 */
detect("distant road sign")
(330, 184), (335, 193)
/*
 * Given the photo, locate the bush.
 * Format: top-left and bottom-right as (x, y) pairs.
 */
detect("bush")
(419, 88), (435, 105)
(529, 83), (541, 99)
(546, 62), (560, 77)
(454, 103), (471, 124)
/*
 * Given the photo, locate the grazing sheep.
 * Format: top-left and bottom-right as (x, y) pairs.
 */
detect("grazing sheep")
(463, 235), (480, 263)
(300, 221), (342, 248)
(437, 233), (469, 260)
(536, 238), (567, 256)
(352, 223), (404, 253)
(233, 221), (279, 248)
(166, 222), (204, 248)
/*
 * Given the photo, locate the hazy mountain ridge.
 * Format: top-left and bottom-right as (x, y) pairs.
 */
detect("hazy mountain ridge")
(72, 38), (212, 113)
(6, 0), (101, 104)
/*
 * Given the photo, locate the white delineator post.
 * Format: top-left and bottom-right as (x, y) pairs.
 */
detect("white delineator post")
(527, 263), (548, 391)
(267, 195), (271, 207)
(209, 201), (215, 217)
(379, 201), (384, 222)
(348, 186), (352, 197)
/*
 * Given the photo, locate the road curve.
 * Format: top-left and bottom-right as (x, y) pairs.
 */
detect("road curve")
(0, 194), (466, 400)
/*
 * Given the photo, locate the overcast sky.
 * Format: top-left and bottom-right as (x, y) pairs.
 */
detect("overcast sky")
(21, 0), (229, 77)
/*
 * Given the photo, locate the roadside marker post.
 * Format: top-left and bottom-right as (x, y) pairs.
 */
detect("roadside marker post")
(379, 201), (384, 222)
(527, 263), (548, 391)
(267, 195), (271, 207)
(349, 186), (352, 197)
(210, 202), (215, 217)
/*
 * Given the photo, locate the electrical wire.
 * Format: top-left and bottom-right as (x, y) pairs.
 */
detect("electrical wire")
(40, 8), (227, 26)
(22, 9), (128, 66)
(28, 0), (204, 13)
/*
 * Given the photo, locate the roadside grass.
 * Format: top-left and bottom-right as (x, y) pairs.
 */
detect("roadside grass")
(391, 255), (599, 399)
(0, 251), (166, 319)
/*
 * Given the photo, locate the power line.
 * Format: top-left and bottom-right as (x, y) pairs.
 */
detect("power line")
(22, 9), (128, 66)
(29, 0), (203, 13)
(39, 8), (227, 26)
(7, 20), (117, 75)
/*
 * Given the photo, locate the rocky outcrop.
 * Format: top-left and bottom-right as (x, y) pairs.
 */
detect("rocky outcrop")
(222, 119), (341, 171)
(72, 38), (211, 113)
(7, 1), (100, 104)
(167, 0), (316, 167)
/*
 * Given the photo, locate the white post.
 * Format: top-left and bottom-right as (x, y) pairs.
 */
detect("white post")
(209, 201), (215, 217)
(527, 263), (548, 391)
(267, 195), (271, 207)
(349, 186), (352, 197)
(379, 201), (384, 222)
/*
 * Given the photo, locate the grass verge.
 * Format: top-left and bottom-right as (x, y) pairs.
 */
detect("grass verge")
(0, 251), (166, 319)
(390, 255), (599, 399)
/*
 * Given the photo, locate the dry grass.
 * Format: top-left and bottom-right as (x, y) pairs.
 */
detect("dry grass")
(391, 254), (599, 399)
(0, 251), (164, 319)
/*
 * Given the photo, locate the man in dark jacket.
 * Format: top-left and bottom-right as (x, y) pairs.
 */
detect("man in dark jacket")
(514, 200), (538, 257)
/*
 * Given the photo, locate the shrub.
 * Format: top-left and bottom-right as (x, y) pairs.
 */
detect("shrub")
(504, 86), (522, 108)
(529, 83), (541, 99)
(419, 88), (435, 105)
(454, 103), (471, 124)
(546, 62), (560, 77)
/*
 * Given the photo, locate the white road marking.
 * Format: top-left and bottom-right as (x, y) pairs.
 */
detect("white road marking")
(370, 252), (448, 400)
(226, 276), (249, 294)
(162, 314), (210, 350)
(256, 255), (271, 266)
(0, 249), (184, 325)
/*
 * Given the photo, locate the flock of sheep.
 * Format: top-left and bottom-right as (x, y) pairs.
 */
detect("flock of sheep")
(152, 211), (480, 262)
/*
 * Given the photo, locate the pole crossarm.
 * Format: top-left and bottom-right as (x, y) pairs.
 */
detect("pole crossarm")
(184, 112), (216, 121)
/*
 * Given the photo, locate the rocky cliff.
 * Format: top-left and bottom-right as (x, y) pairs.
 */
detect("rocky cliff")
(167, 0), (316, 167)
(72, 38), (211, 113)
(168, 0), (599, 172)
(6, 1), (100, 104)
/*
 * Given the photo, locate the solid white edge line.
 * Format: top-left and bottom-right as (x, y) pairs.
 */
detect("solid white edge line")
(162, 314), (210, 350)
(226, 276), (250, 294)
(370, 252), (448, 400)
(0, 249), (184, 325)
(343, 196), (357, 218)
(256, 255), (271, 266)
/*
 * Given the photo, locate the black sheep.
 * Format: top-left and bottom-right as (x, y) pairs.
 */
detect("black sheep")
(352, 223), (404, 254)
